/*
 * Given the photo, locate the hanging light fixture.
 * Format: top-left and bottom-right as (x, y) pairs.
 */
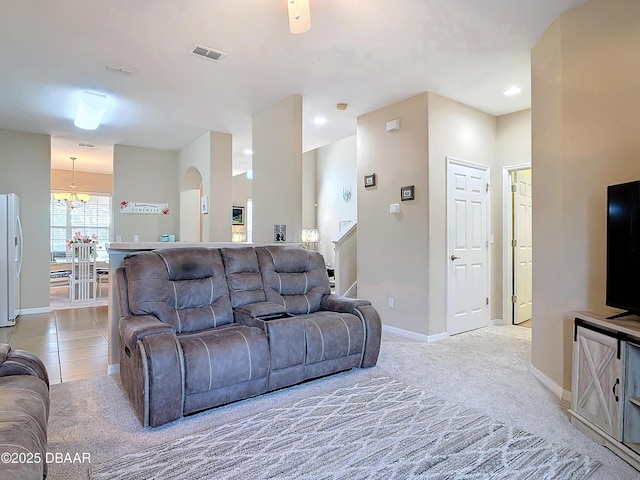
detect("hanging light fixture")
(54, 157), (90, 208)
(287, 0), (311, 34)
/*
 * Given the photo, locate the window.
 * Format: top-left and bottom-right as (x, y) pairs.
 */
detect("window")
(50, 193), (111, 261)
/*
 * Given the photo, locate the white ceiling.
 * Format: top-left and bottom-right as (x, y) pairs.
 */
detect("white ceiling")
(0, 0), (588, 176)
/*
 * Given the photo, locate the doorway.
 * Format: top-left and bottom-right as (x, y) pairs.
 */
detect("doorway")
(446, 157), (490, 335)
(502, 165), (533, 326)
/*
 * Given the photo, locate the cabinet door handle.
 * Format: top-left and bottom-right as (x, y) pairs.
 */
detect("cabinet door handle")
(613, 378), (620, 402)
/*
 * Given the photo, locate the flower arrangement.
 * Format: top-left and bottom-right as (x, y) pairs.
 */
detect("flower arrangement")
(66, 231), (97, 249)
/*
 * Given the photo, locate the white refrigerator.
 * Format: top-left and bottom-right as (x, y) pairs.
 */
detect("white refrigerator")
(0, 193), (22, 327)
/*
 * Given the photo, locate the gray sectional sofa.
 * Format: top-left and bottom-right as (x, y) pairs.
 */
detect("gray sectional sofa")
(115, 245), (382, 427)
(0, 344), (50, 480)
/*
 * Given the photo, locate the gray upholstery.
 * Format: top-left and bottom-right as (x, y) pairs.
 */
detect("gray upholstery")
(124, 248), (233, 333)
(256, 246), (330, 314)
(0, 344), (50, 480)
(117, 245), (382, 427)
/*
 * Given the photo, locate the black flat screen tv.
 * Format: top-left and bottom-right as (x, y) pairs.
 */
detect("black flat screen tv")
(606, 180), (640, 318)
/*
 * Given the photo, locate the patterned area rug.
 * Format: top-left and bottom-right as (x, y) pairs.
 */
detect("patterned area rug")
(90, 377), (601, 480)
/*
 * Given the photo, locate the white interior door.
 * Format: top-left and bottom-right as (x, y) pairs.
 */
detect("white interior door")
(446, 159), (490, 335)
(513, 169), (532, 324)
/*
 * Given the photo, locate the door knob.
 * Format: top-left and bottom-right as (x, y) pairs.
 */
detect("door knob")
(450, 255), (460, 261)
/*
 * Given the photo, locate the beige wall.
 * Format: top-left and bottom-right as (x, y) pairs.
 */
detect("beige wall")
(531, 0), (640, 393)
(357, 93), (430, 333)
(252, 95), (303, 243)
(427, 93), (498, 333)
(302, 150), (317, 230)
(51, 169), (112, 194)
(0, 129), (51, 311)
(316, 135), (357, 266)
(113, 145), (180, 243)
(178, 131), (232, 242)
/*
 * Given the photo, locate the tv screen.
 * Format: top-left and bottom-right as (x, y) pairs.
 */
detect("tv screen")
(607, 180), (640, 317)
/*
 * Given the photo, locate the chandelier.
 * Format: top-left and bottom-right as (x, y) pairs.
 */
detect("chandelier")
(54, 156), (90, 208)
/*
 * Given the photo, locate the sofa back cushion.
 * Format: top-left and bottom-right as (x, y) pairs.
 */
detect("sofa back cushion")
(221, 247), (267, 308)
(256, 246), (330, 314)
(124, 248), (233, 333)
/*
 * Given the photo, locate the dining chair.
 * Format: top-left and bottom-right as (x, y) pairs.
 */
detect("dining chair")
(69, 243), (97, 302)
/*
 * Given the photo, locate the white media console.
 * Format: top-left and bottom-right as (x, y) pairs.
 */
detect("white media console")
(570, 311), (640, 470)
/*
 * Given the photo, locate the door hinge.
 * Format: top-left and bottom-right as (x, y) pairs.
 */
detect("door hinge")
(486, 297), (489, 305)
(512, 239), (517, 247)
(486, 183), (490, 192)
(511, 184), (517, 193)
(511, 295), (517, 303)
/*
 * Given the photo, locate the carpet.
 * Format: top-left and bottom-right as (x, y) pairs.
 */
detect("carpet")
(89, 377), (601, 480)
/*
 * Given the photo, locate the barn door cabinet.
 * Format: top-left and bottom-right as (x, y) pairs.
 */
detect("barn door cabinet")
(570, 312), (640, 471)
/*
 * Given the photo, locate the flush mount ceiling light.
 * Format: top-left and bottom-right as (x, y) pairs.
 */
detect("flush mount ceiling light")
(312, 116), (328, 126)
(74, 91), (109, 130)
(503, 86), (522, 97)
(287, 0), (311, 34)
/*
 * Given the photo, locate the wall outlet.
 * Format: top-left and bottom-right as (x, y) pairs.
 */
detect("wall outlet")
(388, 296), (394, 308)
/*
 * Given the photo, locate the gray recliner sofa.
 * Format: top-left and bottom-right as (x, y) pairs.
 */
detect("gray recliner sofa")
(116, 245), (381, 427)
(0, 344), (50, 480)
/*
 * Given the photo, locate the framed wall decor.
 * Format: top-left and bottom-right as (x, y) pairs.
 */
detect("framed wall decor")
(232, 206), (245, 225)
(401, 185), (415, 201)
(364, 174), (377, 188)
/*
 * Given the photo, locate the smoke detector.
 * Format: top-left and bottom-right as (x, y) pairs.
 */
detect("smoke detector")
(191, 44), (227, 61)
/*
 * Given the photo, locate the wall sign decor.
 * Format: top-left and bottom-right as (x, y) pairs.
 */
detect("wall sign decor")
(120, 201), (169, 215)
(232, 206), (245, 225)
(364, 174), (376, 188)
(400, 185), (415, 201)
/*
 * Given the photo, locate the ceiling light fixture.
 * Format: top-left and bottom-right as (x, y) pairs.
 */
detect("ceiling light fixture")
(54, 157), (90, 208)
(74, 91), (109, 130)
(287, 0), (311, 34)
(312, 116), (328, 126)
(503, 86), (522, 97)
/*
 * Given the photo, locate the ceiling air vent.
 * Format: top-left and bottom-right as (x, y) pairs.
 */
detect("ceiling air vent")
(104, 63), (136, 76)
(191, 44), (227, 61)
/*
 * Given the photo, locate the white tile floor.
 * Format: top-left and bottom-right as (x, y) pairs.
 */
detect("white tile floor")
(0, 305), (109, 385)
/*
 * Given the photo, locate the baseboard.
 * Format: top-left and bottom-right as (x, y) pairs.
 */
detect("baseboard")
(20, 307), (51, 315)
(529, 363), (572, 402)
(107, 363), (120, 375)
(383, 324), (449, 343)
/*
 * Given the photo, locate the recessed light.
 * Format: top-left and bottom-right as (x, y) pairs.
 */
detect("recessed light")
(312, 116), (328, 126)
(243, 148), (253, 155)
(503, 86), (522, 97)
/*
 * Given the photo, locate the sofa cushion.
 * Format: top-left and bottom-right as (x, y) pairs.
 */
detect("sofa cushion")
(221, 247), (267, 308)
(178, 324), (269, 395)
(124, 248), (233, 333)
(256, 246), (330, 315)
(0, 375), (49, 480)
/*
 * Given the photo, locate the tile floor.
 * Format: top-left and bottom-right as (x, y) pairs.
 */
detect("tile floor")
(0, 305), (109, 385)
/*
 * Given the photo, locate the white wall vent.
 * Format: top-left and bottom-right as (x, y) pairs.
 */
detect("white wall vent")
(191, 44), (227, 61)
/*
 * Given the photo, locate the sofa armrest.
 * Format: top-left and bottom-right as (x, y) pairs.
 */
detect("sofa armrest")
(320, 294), (371, 313)
(119, 314), (176, 353)
(0, 343), (50, 388)
(234, 302), (288, 328)
(321, 295), (382, 368)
